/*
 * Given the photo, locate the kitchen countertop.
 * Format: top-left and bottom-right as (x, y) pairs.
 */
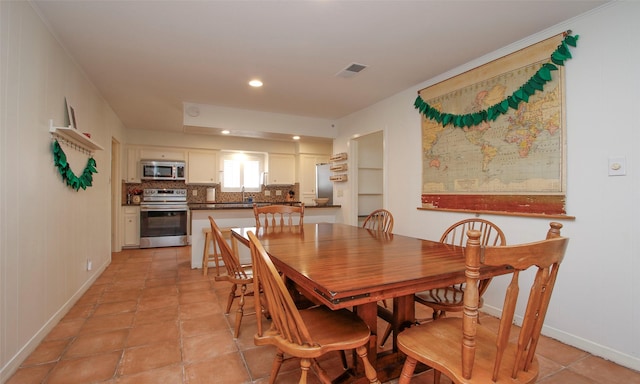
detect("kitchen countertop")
(189, 202), (340, 210)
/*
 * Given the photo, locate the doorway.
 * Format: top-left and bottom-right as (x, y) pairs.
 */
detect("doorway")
(353, 131), (384, 226)
(111, 138), (121, 251)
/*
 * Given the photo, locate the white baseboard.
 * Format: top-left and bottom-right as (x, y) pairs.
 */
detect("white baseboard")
(482, 305), (640, 372)
(0, 260), (109, 383)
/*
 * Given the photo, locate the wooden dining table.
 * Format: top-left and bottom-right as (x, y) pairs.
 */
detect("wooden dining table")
(231, 222), (509, 383)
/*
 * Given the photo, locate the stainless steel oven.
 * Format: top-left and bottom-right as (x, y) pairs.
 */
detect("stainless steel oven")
(140, 188), (189, 248)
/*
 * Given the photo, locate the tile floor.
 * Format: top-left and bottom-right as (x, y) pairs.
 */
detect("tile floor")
(6, 246), (640, 384)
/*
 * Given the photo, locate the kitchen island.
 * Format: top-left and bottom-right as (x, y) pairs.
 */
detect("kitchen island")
(189, 203), (341, 268)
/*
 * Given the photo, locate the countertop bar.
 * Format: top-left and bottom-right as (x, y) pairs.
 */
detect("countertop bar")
(188, 202), (340, 210)
(190, 204), (341, 268)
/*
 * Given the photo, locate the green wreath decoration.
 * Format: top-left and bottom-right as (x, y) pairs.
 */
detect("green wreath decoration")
(414, 32), (579, 128)
(52, 140), (98, 191)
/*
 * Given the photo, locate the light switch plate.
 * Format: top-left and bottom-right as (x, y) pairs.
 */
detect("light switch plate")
(608, 156), (626, 176)
(264, 190), (271, 196)
(275, 190), (282, 196)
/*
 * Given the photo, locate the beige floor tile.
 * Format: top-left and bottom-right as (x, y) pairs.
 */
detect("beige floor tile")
(119, 341), (181, 376)
(567, 355), (640, 384)
(141, 285), (179, 298)
(185, 352), (252, 384)
(179, 300), (222, 320)
(79, 312), (135, 335)
(45, 318), (86, 341)
(64, 329), (129, 358)
(5, 362), (55, 384)
(182, 329), (237, 363)
(538, 367), (598, 383)
(93, 299), (138, 317)
(100, 289), (142, 305)
(180, 314), (230, 338)
(536, 335), (590, 366)
(62, 303), (96, 321)
(145, 276), (178, 288)
(21, 338), (70, 366)
(115, 363), (184, 384)
(134, 306), (179, 326)
(178, 280), (213, 293)
(127, 320), (180, 347)
(178, 289), (219, 305)
(137, 294), (180, 311)
(46, 351), (121, 384)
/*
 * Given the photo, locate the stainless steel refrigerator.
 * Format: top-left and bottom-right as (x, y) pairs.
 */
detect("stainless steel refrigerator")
(316, 163), (333, 205)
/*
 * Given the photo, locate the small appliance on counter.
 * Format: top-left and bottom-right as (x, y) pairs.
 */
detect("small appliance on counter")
(206, 187), (216, 203)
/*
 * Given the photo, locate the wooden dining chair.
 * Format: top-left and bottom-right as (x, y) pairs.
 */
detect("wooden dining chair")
(362, 209), (394, 233)
(254, 203), (304, 228)
(397, 222), (569, 384)
(208, 216), (255, 338)
(247, 231), (381, 384)
(416, 218), (507, 320)
(379, 218), (505, 348)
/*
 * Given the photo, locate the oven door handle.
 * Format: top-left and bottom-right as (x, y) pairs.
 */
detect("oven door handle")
(140, 206), (188, 212)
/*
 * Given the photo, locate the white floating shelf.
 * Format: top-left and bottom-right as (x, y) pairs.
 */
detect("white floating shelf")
(330, 152), (348, 162)
(49, 120), (103, 152)
(330, 163), (348, 172)
(329, 174), (348, 182)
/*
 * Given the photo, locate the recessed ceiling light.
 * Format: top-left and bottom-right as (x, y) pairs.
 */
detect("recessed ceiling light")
(249, 79), (263, 87)
(292, 136), (300, 140)
(221, 130), (230, 135)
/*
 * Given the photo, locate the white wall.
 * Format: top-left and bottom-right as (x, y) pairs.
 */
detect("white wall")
(0, 2), (126, 380)
(335, 2), (640, 371)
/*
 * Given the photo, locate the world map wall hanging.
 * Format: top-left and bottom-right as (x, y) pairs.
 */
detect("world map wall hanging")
(417, 32), (577, 218)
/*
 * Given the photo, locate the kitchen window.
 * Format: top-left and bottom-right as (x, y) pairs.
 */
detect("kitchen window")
(220, 152), (264, 192)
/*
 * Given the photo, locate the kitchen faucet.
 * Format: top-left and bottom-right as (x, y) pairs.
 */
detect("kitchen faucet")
(241, 185), (245, 202)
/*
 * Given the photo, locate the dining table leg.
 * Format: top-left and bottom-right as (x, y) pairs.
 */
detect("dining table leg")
(353, 301), (378, 366)
(392, 294), (416, 351)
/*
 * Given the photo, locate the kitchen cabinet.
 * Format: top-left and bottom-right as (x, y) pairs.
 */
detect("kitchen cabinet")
(187, 150), (219, 184)
(299, 154), (329, 205)
(265, 153), (295, 185)
(139, 147), (185, 161)
(125, 147), (141, 183)
(123, 206), (140, 247)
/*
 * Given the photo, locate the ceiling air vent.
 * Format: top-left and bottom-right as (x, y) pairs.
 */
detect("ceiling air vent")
(335, 62), (368, 78)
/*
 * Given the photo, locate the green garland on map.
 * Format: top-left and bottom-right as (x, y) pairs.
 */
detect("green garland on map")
(414, 32), (579, 129)
(52, 140), (98, 191)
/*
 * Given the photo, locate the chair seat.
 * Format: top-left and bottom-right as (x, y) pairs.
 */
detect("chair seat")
(254, 305), (371, 358)
(398, 318), (539, 384)
(415, 286), (484, 313)
(215, 266), (253, 283)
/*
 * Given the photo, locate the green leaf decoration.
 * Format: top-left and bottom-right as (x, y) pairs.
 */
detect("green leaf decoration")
(413, 31), (578, 128)
(51, 139), (98, 191)
(538, 66), (552, 81)
(565, 34), (579, 47)
(528, 78), (544, 92)
(507, 96), (519, 109)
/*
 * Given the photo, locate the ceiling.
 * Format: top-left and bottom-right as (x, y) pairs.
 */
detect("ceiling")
(32, 0), (607, 139)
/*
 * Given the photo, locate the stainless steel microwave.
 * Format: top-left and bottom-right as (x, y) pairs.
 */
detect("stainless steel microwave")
(140, 160), (186, 181)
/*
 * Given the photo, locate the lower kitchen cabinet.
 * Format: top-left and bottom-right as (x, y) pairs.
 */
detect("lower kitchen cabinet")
(123, 206), (140, 247)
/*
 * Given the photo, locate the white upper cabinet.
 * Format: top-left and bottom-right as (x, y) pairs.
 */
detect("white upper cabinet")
(125, 147), (141, 183)
(264, 154), (295, 185)
(139, 148), (185, 161)
(187, 150), (219, 184)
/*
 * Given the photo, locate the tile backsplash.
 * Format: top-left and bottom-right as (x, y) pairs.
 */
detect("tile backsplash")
(123, 181), (299, 205)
